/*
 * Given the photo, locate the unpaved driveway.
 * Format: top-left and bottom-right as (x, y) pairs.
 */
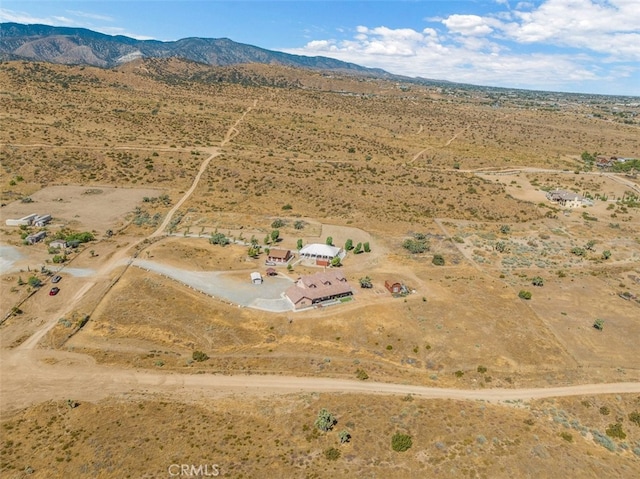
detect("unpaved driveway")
(133, 259), (293, 311)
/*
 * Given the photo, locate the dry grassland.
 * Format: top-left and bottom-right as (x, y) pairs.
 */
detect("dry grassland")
(1, 59), (640, 477)
(1, 393), (639, 478)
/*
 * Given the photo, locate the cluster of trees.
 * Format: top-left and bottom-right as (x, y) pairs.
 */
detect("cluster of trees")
(403, 233), (430, 254)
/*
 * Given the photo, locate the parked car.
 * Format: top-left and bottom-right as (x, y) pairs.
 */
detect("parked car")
(265, 261), (276, 266)
(49, 287), (60, 296)
(51, 275), (62, 283)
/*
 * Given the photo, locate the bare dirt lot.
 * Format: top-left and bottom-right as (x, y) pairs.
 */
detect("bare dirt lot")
(0, 185), (163, 234)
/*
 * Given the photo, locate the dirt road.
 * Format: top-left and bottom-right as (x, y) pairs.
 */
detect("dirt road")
(2, 348), (639, 413)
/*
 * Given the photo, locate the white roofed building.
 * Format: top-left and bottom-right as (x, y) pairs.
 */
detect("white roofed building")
(299, 243), (343, 266)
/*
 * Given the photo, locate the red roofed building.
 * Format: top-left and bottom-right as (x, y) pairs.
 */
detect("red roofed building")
(285, 270), (353, 310)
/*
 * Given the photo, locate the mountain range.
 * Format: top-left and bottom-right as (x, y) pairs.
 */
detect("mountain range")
(0, 22), (393, 78)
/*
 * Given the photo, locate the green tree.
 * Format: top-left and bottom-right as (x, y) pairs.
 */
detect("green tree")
(209, 233), (229, 246)
(331, 256), (342, 267)
(297, 238), (303, 250)
(403, 237), (429, 254)
(28, 276), (42, 288)
(353, 242), (362, 254)
(345, 239), (353, 251)
(432, 254), (445, 266)
(314, 409), (337, 432)
(391, 433), (413, 452)
(338, 430), (351, 444)
(248, 246), (260, 258)
(363, 242), (371, 253)
(270, 229), (280, 242)
(531, 276), (544, 287)
(326, 236), (333, 246)
(518, 290), (532, 300)
(585, 239), (596, 251)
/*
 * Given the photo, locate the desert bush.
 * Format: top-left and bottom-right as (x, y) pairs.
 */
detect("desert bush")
(338, 430), (351, 444)
(209, 233), (229, 246)
(531, 276), (544, 286)
(391, 433), (413, 452)
(403, 236), (429, 254)
(432, 254), (445, 266)
(455, 370), (464, 378)
(606, 423), (626, 440)
(477, 365), (487, 374)
(315, 409), (337, 432)
(599, 406), (610, 416)
(355, 369), (369, 380)
(271, 218), (285, 228)
(518, 290), (532, 300)
(27, 276), (42, 288)
(324, 447), (341, 460)
(560, 432), (573, 442)
(629, 411), (640, 427)
(192, 351), (209, 362)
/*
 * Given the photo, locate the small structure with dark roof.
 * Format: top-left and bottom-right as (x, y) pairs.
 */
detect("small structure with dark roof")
(267, 248), (293, 264)
(385, 280), (403, 294)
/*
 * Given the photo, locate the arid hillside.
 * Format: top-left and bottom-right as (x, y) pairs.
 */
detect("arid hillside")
(1, 59), (639, 478)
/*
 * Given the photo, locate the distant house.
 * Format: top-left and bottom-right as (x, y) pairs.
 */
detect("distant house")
(33, 214), (52, 227)
(5, 213), (38, 227)
(25, 231), (47, 245)
(250, 272), (263, 284)
(384, 280), (403, 294)
(267, 248), (292, 264)
(49, 239), (67, 249)
(285, 270), (353, 310)
(299, 243), (342, 266)
(546, 189), (584, 208)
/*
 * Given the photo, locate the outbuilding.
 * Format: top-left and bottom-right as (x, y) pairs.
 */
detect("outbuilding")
(385, 280), (403, 294)
(250, 272), (263, 284)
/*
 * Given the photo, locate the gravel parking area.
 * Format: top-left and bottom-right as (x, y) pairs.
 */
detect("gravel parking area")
(133, 259), (293, 311)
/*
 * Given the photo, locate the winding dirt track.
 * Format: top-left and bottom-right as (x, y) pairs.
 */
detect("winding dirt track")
(2, 99), (639, 416)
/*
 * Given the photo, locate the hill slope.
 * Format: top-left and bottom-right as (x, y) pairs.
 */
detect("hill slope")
(0, 22), (390, 76)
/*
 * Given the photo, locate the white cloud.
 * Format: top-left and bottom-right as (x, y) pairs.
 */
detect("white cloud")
(442, 14), (494, 36)
(282, 1), (639, 95)
(66, 10), (115, 22)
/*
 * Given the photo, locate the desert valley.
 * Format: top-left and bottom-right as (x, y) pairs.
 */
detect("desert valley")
(1, 54), (640, 478)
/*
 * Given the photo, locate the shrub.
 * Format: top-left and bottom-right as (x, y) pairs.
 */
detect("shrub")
(294, 220), (305, 230)
(271, 219), (285, 228)
(602, 250), (611, 260)
(629, 411), (640, 427)
(391, 433), (413, 452)
(454, 370), (464, 378)
(192, 351), (209, 362)
(315, 408), (337, 432)
(606, 423), (626, 440)
(338, 430), (351, 444)
(403, 236), (429, 254)
(27, 276), (42, 288)
(518, 290), (532, 300)
(432, 254), (445, 266)
(599, 406), (610, 416)
(281, 204), (292, 210)
(363, 242), (371, 253)
(355, 369), (369, 380)
(477, 365), (487, 374)
(324, 447), (341, 460)
(531, 276), (544, 287)
(560, 432), (573, 442)
(209, 233), (229, 246)
(500, 225), (511, 234)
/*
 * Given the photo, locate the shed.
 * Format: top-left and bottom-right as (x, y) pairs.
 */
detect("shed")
(385, 280), (403, 294)
(250, 272), (263, 284)
(266, 268), (277, 276)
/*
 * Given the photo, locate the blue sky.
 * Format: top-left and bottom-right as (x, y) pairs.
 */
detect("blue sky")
(2, 1), (639, 96)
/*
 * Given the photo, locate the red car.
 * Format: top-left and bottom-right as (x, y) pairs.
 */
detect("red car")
(49, 287), (60, 296)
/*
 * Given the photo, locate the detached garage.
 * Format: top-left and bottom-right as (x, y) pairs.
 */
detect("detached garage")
(250, 272), (263, 284)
